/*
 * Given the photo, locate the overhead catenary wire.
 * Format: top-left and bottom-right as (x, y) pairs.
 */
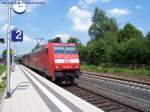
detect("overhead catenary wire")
(118, 0), (149, 26)
(40, 0), (92, 39)
(119, 12), (150, 26)
(41, 0), (149, 39)
(40, 0), (73, 37)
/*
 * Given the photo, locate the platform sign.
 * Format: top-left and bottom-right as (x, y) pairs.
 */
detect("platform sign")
(11, 29), (23, 42)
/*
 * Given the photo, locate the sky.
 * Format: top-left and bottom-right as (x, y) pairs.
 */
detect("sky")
(0, 0), (150, 56)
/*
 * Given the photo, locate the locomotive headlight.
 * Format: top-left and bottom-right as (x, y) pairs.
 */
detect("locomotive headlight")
(56, 66), (58, 69)
(75, 65), (79, 68)
(56, 65), (60, 70)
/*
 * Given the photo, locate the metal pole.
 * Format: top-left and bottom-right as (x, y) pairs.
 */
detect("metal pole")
(12, 48), (15, 72)
(6, 2), (11, 97)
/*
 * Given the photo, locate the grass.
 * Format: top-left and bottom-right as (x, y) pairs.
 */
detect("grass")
(0, 82), (6, 89)
(81, 64), (150, 77)
(0, 64), (6, 76)
(0, 64), (6, 89)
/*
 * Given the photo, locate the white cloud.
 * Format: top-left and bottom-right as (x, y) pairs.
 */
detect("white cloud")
(23, 35), (32, 43)
(68, 6), (92, 32)
(1, 24), (15, 33)
(108, 8), (130, 17)
(135, 5), (142, 9)
(54, 33), (70, 42)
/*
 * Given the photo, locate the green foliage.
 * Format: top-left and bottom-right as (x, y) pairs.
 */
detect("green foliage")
(0, 65), (6, 89)
(118, 23), (143, 42)
(67, 37), (81, 45)
(146, 31), (150, 42)
(48, 37), (62, 43)
(0, 64), (5, 76)
(77, 45), (89, 64)
(2, 49), (13, 63)
(109, 38), (150, 64)
(87, 39), (108, 65)
(89, 7), (118, 40)
(77, 7), (150, 66)
(0, 82), (6, 89)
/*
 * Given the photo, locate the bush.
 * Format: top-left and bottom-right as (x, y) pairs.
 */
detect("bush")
(81, 65), (150, 77)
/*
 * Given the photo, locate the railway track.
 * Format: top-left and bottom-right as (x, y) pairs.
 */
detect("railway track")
(81, 71), (150, 89)
(74, 72), (150, 112)
(63, 84), (140, 112)
(81, 72), (150, 90)
(22, 66), (149, 111)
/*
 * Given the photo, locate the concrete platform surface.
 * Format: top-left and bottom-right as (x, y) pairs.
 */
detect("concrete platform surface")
(0, 65), (104, 112)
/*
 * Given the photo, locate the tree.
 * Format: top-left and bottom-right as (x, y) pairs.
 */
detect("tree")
(118, 23), (143, 42)
(2, 49), (13, 64)
(86, 39), (108, 65)
(146, 31), (150, 42)
(145, 31), (150, 51)
(109, 38), (150, 64)
(77, 45), (89, 64)
(67, 37), (81, 45)
(88, 7), (118, 40)
(48, 37), (62, 43)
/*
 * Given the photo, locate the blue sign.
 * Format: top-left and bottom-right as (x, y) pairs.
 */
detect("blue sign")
(11, 29), (23, 42)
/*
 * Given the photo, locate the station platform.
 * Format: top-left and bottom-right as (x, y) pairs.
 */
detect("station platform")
(0, 65), (104, 112)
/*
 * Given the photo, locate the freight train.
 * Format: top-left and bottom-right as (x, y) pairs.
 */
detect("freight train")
(21, 42), (80, 84)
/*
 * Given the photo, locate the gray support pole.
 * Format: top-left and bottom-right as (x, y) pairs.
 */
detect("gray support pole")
(6, 2), (11, 97)
(12, 49), (14, 71)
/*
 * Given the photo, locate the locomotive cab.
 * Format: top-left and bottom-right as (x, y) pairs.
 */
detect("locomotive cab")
(52, 44), (80, 84)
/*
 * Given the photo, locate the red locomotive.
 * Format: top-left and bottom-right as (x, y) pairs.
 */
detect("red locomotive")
(21, 42), (80, 84)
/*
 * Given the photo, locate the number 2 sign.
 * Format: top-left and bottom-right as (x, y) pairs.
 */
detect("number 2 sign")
(11, 29), (23, 42)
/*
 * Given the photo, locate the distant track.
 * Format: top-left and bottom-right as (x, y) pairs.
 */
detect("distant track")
(74, 72), (150, 112)
(81, 71), (150, 90)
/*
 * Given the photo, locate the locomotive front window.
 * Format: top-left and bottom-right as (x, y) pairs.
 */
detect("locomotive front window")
(54, 46), (77, 54)
(54, 46), (65, 54)
(65, 46), (78, 54)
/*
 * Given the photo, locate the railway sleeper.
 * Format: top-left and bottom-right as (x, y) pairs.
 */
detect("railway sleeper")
(102, 105), (125, 112)
(97, 102), (113, 108)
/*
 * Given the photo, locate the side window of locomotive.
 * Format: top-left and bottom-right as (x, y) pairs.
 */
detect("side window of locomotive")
(54, 46), (65, 54)
(46, 48), (48, 55)
(65, 46), (78, 54)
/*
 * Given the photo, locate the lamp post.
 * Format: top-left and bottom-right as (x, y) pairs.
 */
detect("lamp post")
(6, 0), (26, 97)
(6, 1), (11, 97)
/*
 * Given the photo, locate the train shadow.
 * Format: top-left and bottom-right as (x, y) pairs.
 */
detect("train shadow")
(26, 67), (78, 87)
(59, 82), (78, 87)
